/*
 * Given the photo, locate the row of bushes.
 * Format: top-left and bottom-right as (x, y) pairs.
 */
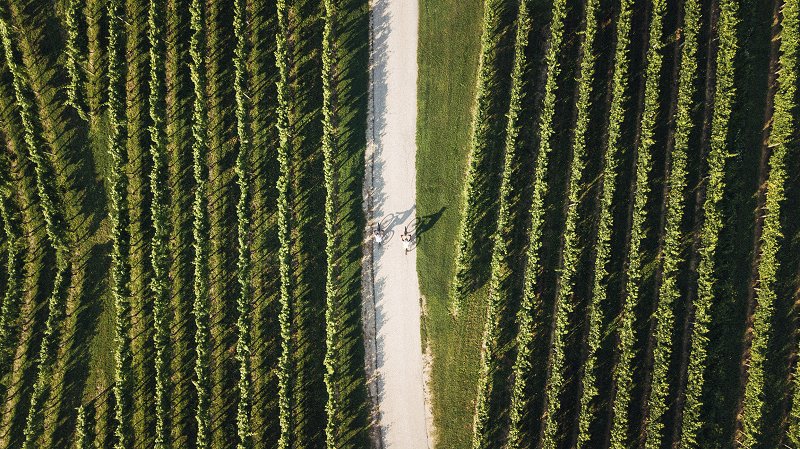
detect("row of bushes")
(608, 0), (667, 447)
(450, 0), (508, 314)
(275, 0), (294, 447)
(321, 0), (342, 446)
(0, 177), (23, 396)
(147, 0), (170, 447)
(678, 1), (739, 447)
(232, 0), (253, 446)
(504, 0), (568, 445)
(471, 0), (532, 446)
(0, 175), (21, 388)
(574, 0), (634, 446)
(742, 0), (798, 446)
(538, 0), (600, 446)
(65, 0), (86, 120)
(106, 0), (133, 447)
(642, 0), (701, 447)
(189, 0), (212, 446)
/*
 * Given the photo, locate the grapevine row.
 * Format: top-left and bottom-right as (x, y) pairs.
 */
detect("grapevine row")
(574, 0), (634, 446)
(321, 0), (343, 446)
(538, 0), (600, 445)
(147, 0), (170, 446)
(450, 0), (507, 313)
(742, 0), (798, 446)
(189, 0), (212, 445)
(65, 0), (86, 120)
(232, 0), (252, 446)
(642, 0), (701, 447)
(471, 0), (531, 445)
(505, 0), (568, 444)
(0, 8), (71, 449)
(73, 405), (89, 449)
(677, 1), (739, 446)
(0, 171), (21, 382)
(275, 0), (294, 446)
(106, 0), (133, 447)
(608, 0), (667, 446)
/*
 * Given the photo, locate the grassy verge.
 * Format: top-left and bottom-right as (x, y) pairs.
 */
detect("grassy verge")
(417, 0), (484, 446)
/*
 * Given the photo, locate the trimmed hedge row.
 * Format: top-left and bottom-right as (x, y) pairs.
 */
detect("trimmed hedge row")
(575, 0), (634, 446)
(678, 1), (739, 446)
(642, 0), (701, 447)
(538, 0), (600, 446)
(471, 0), (531, 446)
(743, 0), (798, 446)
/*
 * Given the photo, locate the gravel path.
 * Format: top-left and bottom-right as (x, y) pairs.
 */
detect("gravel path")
(363, 0), (431, 447)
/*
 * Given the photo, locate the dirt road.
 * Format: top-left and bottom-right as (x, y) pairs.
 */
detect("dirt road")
(363, 0), (431, 447)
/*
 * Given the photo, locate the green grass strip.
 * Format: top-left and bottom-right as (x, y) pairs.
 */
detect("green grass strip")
(575, 0), (634, 446)
(450, 0), (507, 313)
(539, 0), (600, 446)
(678, 1), (738, 447)
(744, 0), (798, 446)
(642, 0), (701, 447)
(609, 0), (667, 447)
(503, 0), (568, 445)
(147, 0), (170, 446)
(471, 0), (531, 446)
(189, 0), (212, 445)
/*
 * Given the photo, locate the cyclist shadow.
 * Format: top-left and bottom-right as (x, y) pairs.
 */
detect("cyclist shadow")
(408, 206), (445, 246)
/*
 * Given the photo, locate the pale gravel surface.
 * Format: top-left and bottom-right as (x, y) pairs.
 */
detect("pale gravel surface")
(363, 0), (432, 447)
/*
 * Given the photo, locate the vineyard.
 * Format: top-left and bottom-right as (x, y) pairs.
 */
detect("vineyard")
(0, 0), (370, 448)
(418, 0), (800, 448)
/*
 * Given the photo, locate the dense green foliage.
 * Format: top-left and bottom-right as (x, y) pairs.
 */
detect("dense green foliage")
(147, 0), (170, 447)
(233, 0), (252, 446)
(65, 0), (86, 120)
(0, 7), (71, 449)
(642, 0), (701, 447)
(574, 0), (633, 446)
(538, 0), (599, 446)
(743, 0), (798, 446)
(678, 2), (739, 447)
(609, 1), (667, 447)
(189, 0), (211, 446)
(505, 0), (568, 445)
(321, 0), (342, 446)
(450, 0), (508, 313)
(107, 1), (133, 447)
(474, 0), (530, 446)
(275, 0), (294, 446)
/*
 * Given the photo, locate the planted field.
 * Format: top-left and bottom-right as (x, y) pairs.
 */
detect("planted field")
(419, 0), (800, 448)
(0, 0), (370, 448)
